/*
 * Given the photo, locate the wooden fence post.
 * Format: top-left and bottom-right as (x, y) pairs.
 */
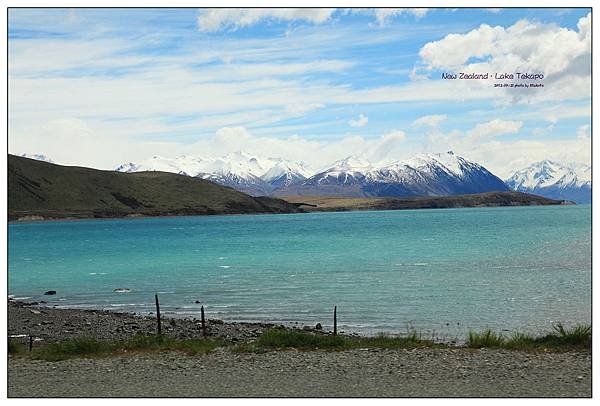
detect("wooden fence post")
(333, 306), (337, 336)
(201, 305), (207, 338)
(155, 293), (162, 335)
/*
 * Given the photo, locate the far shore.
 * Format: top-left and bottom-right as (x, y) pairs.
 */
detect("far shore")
(9, 191), (574, 223)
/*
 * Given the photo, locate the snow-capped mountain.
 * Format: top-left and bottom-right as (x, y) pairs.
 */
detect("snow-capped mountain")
(262, 158), (310, 188)
(281, 151), (509, 197)
(304, 156), (373, 186)
(20, 153), (54, 164)
(115, 155), (211, 177)
(506, 160), (591, 204)
(116, 151), (309, 196)
(117, 150), (512, 198)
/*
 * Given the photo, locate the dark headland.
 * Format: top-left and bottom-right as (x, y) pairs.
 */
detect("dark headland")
(8, 154), (572, 221)
(8, 154), (302, 221)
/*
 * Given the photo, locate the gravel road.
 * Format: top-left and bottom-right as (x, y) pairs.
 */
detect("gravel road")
(9, 348), (591, 397)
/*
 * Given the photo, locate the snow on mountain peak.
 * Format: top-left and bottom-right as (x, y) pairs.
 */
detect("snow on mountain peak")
(506, 160), (591, 190)
(116, 151), (310, 188)
(398, 150), (473, 178)
(261, 158), (310, 182)
(115, 162), (138, 172)
(20, 153), (54, 164)
(331, 155), (373, 170)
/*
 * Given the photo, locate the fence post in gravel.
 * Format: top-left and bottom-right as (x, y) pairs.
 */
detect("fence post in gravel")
(333, 306), (337, 336)
(155, 293), (162, 336)
(201, 305), (207, 338)
(28, 334), (33, 352)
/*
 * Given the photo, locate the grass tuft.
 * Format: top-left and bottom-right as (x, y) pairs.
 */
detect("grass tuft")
(468, 323), (591, 351)
(551, 323), (591, 347)
(33, 337), (113, 361)
(234, 329), (440, 352)
(467, 329), (506, 348)
(8, 339), (25, 355)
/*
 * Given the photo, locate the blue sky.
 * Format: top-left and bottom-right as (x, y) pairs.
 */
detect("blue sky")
(8, 8), (591, 176)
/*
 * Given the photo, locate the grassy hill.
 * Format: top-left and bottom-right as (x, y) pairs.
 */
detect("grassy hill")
(8, 155), (303, 221)
(280, 192), (571, 212)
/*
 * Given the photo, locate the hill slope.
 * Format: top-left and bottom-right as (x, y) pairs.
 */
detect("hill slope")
(8, 155), (302, 221)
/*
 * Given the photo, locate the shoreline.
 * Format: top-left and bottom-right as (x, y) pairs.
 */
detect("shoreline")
(8, 209), (308, 224)
(8, 299), (356, 345)
(8, 299), (591, 348)
(9, 192), (575, 223)
(9, 201), (578, 224)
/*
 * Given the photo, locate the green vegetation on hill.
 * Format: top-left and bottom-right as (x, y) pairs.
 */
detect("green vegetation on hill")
(8, 154), (302, 220)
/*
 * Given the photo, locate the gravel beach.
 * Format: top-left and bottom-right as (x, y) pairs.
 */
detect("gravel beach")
(8, 300), (283, 344)
(7, 300), (592, 397)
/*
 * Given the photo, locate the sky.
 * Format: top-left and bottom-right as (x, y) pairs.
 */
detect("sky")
(7, 7), (592, 178)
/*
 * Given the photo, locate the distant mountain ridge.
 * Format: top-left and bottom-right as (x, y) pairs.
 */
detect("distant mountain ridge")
(9, 154), (576, 221)
(280, 151), (510, 198)
(116, 150), (510, 198)
(116, 151), (310, 196)
(506, 160), (591, 204)
(25, 151), (589, 202)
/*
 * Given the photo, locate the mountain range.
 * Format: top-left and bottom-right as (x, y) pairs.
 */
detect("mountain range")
(8, 154), (570, 221)
(21, 151), (591, 203)
(116, 151), (311, 196)
(116, 151), (512, 198)
(506, 160), (591, 204)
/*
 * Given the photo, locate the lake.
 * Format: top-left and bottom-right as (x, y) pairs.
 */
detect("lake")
(8, 205), (591, 339)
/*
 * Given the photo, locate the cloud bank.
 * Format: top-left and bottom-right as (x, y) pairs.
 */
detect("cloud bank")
(197, 8), (336, 32)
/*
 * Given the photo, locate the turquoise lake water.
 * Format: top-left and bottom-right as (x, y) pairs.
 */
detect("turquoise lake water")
(8, 205), (591, 339)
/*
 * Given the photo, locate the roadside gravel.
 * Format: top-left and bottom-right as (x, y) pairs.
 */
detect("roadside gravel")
(8, 347), (591, 397)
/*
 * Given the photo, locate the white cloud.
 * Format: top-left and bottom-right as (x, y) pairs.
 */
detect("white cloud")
(519, 102), (591, 124)
(413, 114), (447, 128)
(531, 123), (554, 137)
(197, 8), (336, 32)
(577, 124), (590, 140)
(466, 119), (523, 141)
(374, 8), (429, 25)
(284, 103), (325, 117)
(197, 60), (355, 80)
(364, 130), (407, 162)
(348, 113), (368, 127)
(416, 13), (591, 103)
